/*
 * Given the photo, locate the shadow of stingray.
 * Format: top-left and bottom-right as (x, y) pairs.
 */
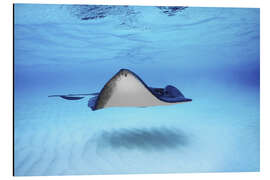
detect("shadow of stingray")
(96, 127), (188, 151)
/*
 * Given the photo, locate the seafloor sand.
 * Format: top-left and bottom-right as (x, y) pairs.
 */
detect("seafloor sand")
(14, 82), (259, 176)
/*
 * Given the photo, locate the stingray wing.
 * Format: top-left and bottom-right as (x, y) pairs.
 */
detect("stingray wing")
(48, 93), (99, 100)
(92, 69), (188, 110)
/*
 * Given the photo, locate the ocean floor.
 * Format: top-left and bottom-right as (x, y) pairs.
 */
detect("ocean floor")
(14, 81), (259, 176)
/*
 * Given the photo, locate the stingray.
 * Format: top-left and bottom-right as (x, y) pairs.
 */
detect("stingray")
(48, 69), (192, 111)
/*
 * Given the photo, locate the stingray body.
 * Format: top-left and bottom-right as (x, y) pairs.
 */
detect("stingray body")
(49, 69), (192, 111)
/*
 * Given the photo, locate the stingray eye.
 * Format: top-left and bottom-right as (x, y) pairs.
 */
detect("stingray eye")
(124, 73), (127, 77)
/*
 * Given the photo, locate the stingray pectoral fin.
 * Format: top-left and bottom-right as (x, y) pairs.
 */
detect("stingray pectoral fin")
(67, 93), (99, 96)
(59, 96), (85, 100)
(88, 96), (98, 110)
(48, 92), (99, 101)
(165, 85), (184, 97)
(48, 95), (85, 100)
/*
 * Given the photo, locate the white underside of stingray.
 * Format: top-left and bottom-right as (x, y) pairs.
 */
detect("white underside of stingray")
(49, 69), (192, 111)
(101, 70), (175, 108)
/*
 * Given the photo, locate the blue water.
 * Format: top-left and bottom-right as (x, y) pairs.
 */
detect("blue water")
(14, 4), (260, 176)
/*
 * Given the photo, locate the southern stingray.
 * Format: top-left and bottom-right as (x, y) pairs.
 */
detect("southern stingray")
(49, 69), (192, 110)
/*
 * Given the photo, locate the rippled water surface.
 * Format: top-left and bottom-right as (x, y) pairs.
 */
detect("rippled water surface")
(14, 4), (260, 176)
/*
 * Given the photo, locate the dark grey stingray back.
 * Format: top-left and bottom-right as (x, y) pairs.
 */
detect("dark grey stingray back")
(88, 96), (98, 110)
(165, 85), (184, 98)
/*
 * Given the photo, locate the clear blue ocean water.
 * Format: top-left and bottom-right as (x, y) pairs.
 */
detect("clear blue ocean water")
(14, 4), (260, 176)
